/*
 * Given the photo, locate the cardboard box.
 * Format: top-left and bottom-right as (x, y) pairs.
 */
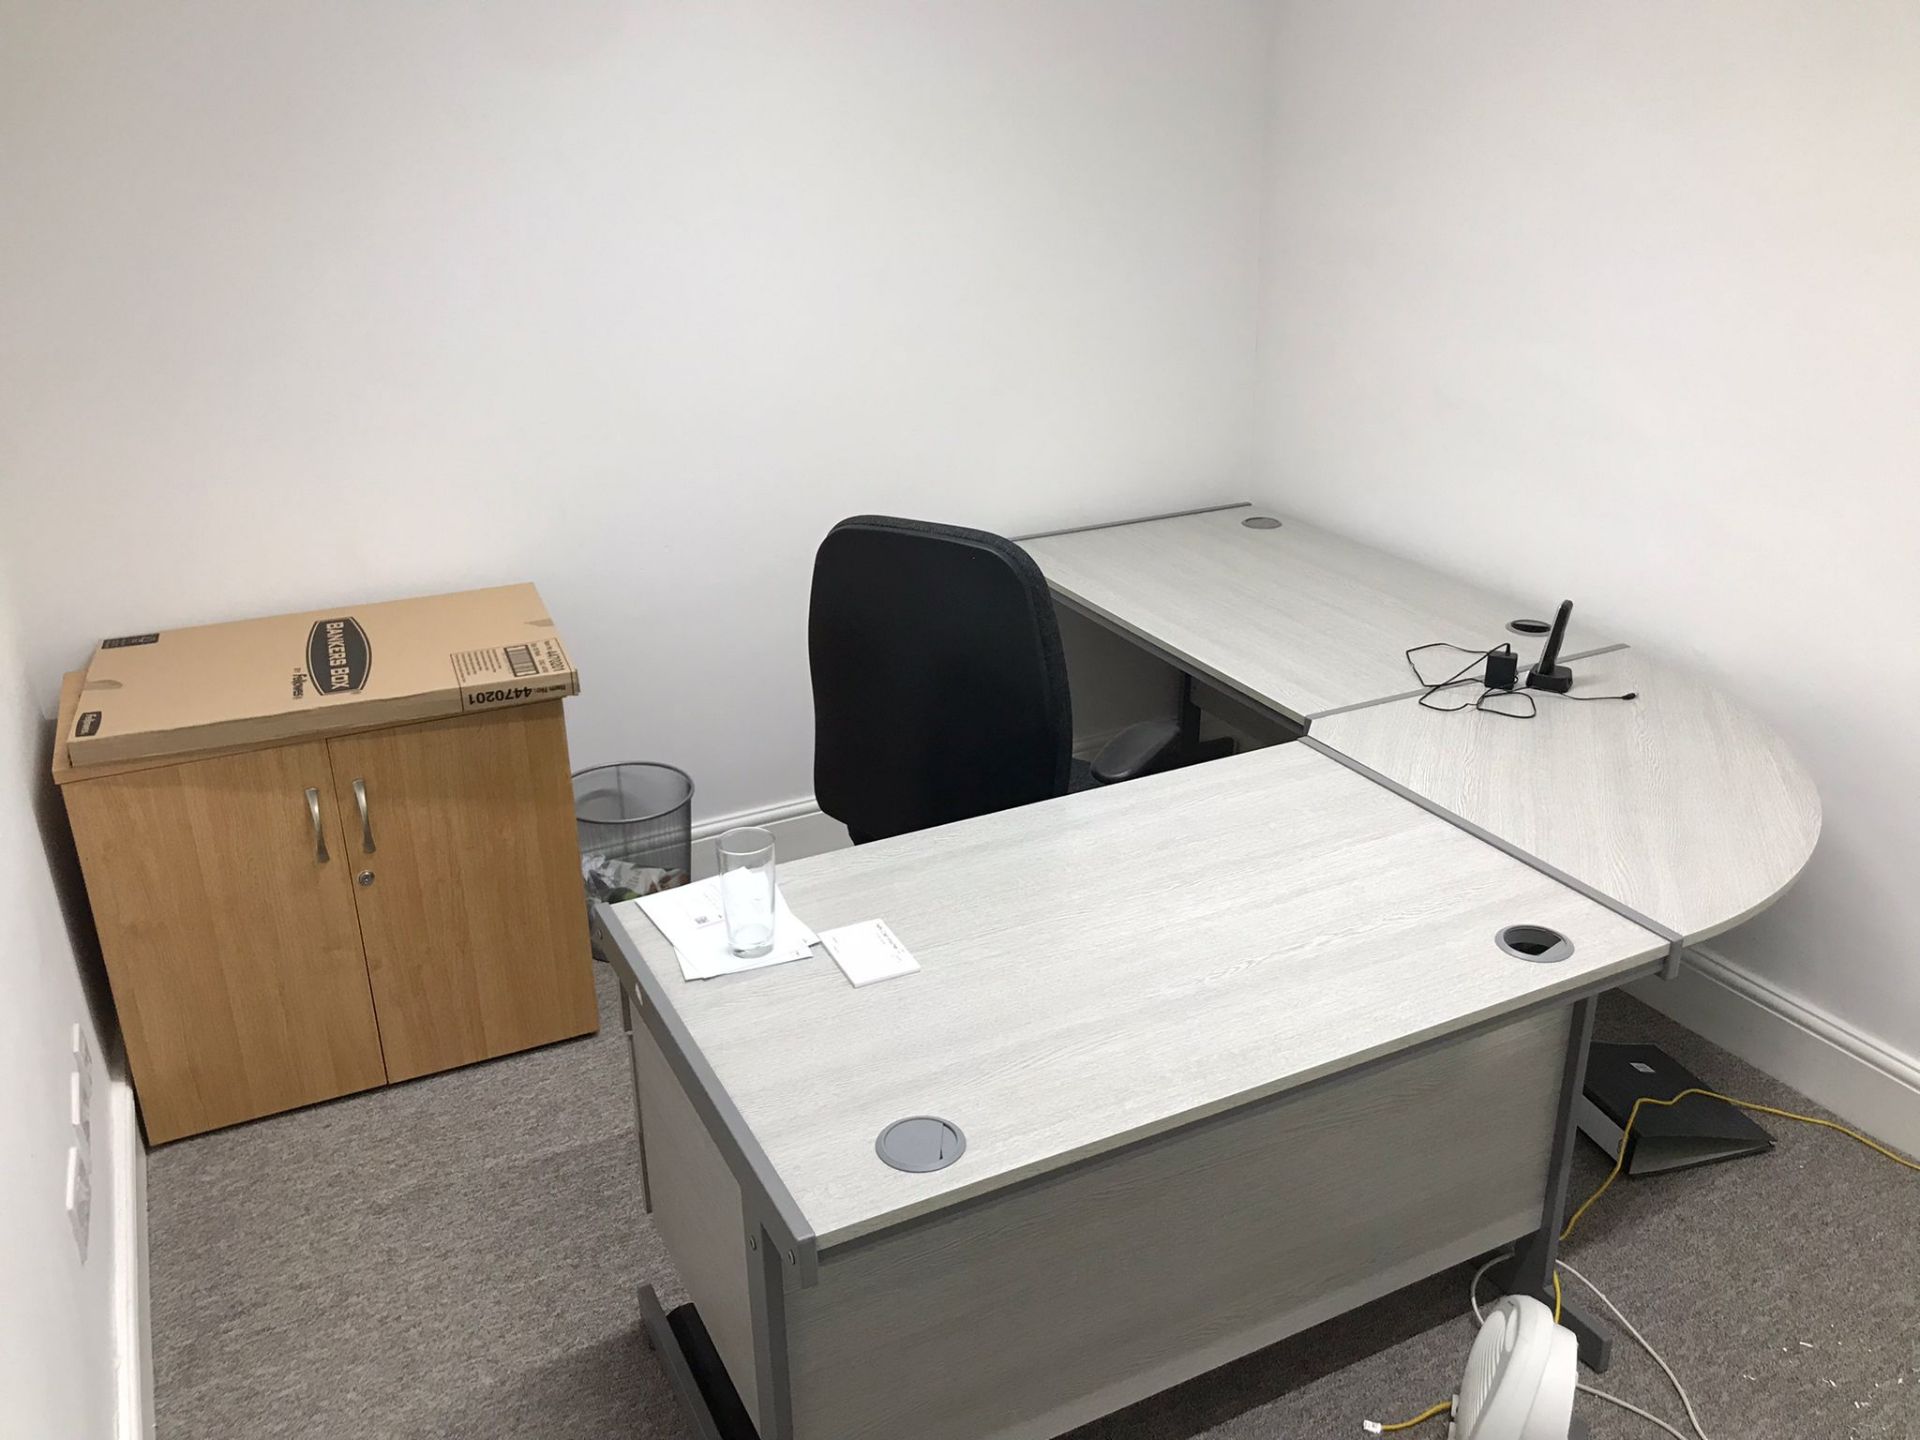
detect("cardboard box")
(67, 583), (578, 766)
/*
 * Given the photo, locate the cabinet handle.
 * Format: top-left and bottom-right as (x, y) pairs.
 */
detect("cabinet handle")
(352, 778), (377, 854)
(306, 787), (329, 864)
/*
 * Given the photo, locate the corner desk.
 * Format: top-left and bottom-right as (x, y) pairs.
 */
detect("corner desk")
(595, 501), (1820, 1440)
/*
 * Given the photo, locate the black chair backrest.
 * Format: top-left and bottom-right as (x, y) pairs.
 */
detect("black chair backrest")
(809, 515), (1073, 843)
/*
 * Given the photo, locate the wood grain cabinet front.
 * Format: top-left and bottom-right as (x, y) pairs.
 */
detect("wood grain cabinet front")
(325, 702), (597, 1083)
(63, 739), (388, 1143)
(58, 683), (597, 1142)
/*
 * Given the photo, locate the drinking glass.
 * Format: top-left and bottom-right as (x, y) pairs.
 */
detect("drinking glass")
(717, 827), (776, 958)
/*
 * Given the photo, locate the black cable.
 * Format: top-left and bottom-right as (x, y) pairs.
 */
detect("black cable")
(1408, 642), (1531, 718)
(1404, 642), (1637, 719)
(1406, 641), (1505, 689)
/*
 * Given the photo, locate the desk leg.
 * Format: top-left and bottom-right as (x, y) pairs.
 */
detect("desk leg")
(639, 1284), (761, 1440)
(635, 1224), (792, 1440)
(1178, 672), (1238, 762)
(745, 1222), (796, 1440)
(1179, 672), (1204, 750)
(1502, 997), (1614, 1373)
(620, 981), (653, 1214)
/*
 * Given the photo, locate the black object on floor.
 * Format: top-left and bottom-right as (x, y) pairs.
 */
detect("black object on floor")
(639, 1286), (760, 1440)
(1577, 1041), (1774, 1176)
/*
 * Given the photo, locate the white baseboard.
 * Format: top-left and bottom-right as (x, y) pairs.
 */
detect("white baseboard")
(1629, 945), (1920, 1159)
(110, 1078), (153, 1440)
(690, 798), (851, 880)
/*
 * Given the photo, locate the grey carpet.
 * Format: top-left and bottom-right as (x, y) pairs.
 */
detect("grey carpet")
(150, 968), (1920, 1439)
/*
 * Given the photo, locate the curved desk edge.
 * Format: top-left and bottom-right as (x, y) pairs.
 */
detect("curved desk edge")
(1300, 733), (1689, 971)
(1676, 799), (1823, 948)
(1305, 652), (1824, 964)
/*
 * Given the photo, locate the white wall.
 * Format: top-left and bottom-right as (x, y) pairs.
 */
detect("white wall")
(0, 568), (128, 1438)
(0, 10), (1264, 1426)
(0, 0), (1272, 824)
(1261, 4), (1920, 1113)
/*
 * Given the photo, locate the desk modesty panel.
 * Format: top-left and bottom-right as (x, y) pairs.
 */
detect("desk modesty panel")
(775, 1007), (1574, 1440)
(619, 967), (1589, 1440)
(611, 743), (1665, 1250)
(1021, 504), (1616, 723)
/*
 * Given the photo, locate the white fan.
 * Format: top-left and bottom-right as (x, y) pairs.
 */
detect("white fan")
(1449, 1294), (1577, 1439)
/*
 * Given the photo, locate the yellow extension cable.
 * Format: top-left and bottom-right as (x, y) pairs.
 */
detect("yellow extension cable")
(1372, 1399), (1453, 1432)
(1369, 1280), (1563, 1433)
(1370, 1087), (1920, 1433)
(1561, 1085), (1920, 1242)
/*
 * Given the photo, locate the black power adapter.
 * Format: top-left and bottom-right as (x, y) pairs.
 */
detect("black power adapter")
(1485, 649), (1519, 691)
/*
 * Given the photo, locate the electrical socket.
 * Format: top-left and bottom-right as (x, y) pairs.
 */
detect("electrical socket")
(71, 1072), (91, 1149)
(66, 1146), (91, 1262)
(69, 1019), (94, 1166)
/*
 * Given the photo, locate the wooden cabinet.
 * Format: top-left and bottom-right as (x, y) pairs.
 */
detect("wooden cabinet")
(56, 680), (596, 1142)
(325, 706), (593, 1082)
(61, 739), (388, 1142)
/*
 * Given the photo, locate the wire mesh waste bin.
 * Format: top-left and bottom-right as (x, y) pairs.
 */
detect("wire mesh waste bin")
(573, 763), (694, 954)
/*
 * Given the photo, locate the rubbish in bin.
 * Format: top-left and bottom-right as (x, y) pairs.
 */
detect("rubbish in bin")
(574, 762), (694, 955)
(581, 849), (684, 904)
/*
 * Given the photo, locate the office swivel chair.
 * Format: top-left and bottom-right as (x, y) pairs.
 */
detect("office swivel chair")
(809, 515), (1186, 844)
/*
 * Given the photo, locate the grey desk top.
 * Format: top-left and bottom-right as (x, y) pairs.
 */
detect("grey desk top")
(617, 744), (1665, 1249)
(1309, 649), (1823, 947)
(1021, 505), (1615, 722)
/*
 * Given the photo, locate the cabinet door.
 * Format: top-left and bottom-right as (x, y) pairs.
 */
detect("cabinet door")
(63, 741), (388, 1142)
(326, 702), (596, 1081)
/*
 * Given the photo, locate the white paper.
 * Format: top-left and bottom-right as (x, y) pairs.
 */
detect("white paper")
(820, 919), (920, 987)
(635, 877), (818, 981)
